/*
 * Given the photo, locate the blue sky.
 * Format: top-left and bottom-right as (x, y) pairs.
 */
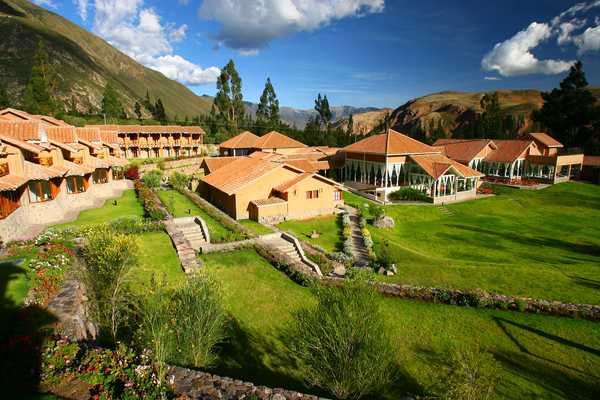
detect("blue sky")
(34, 0), (600, 109)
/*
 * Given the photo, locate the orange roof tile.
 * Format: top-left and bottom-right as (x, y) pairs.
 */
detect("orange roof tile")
(486, 140), (536, 163)
(220, 131), (259, 149)
(583, 155), (600, 166)
(528, 133), (563, 148)
(248, 151), (283, 161)
(433, 139), (496, 164)
(274, 172), (313, 192)
(76, 127), (102, 142)
(251, 197), (287, 207)
(63, 160), (94, 176)
(46, 126), (77, 143)
(343, 129), (439, 155)
(410, 154), (483, 179)
(253, 131), (307, 149)
(284, 159), (331, 173)
(0, 174), (28, 191)
(35, 115), (70, 127)
(201, 156), (241, 174)
(0, 108), (33, 121)
(201, 157), (283, 195)
(0, 121), (42, 141)
(0, 134), (45, 154)
(24, 161), (63, 180)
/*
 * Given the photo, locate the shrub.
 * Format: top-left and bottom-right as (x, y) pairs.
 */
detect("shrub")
(438, 346), (500, 400)
(369, 204), (385, 220)
(330, 251), (353, 264)
(80, 226), (140, 344)
(389, 187), (430, 202)
(108, 217), (164, 234)
(138, 275), (228, 373)
(142, 170), (163, 189)
(125, 165), (140, 180)
(135, 181), (168, 221)
(288, 282), (395, 399)
(169, 171), (191, 191)
(377, 239), (395, 269)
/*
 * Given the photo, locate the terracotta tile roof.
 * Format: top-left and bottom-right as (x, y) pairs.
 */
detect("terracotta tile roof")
(0, 115), (11, 121)
(343, 129), (439, 155)
(63, 160), (94, 175)
(485, 140), (536, 163)
(284, 159), (331, 173)
(181, 126), (205, 135)
(24, 161), (64, 180)
(46, 126), (77, 143)
(433, 139), (496, 164)
(0, 121), (42, 141)
(0, 108), (33, 121)
(85, 156), (111, 169)
(49, 139), (79, 154)
(410, 154), (484, 179)
(78, 138), (103, 150)
(248, 151), (283, 161)
(251, 197), (288, 207)
(35, 115), (70, 127)
(274, 172), (313, 192)
(100, 130), (120, 144)
(105, 155), (129, 167)
(528, 132), (563, 148)
(583, 155), (600, 166)
(76, 127), (102, 142)
(220, 131), (259, 149)
(201, 157), (283, 195)
(0, 174), (28, 191)
(0, 134), (44, 154)
(253, 131), (307, 149)
(86, 124), (120, 131)
(201, 156), (241, 174)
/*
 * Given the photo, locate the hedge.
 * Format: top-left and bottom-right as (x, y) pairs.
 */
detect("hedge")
(135, 180), (168, 221)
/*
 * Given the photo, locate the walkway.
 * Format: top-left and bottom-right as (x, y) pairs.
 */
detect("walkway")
(345, 206), (371, 267)
(164, 217), (203, 274)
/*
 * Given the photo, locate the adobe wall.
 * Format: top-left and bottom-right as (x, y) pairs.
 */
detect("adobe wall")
(0, 179), (133, 243)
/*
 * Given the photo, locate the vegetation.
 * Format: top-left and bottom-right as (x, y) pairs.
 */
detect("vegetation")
(142, 170), (163, 189)
(238, 219), (273, 236)
(256, 77), (280, 133)
(289, 282), (395, 399)
(278, 215), (342, 253)
(201, 249), (600, 400)
(390, 187), (430, 202)
(135, 181), (167, 221)
(344, 184), (600, 304)
(210, 60), (245, 141)
(80, 226), (140, 344)
(101, 81), (123, 120)
(23, 41), (57, 115)
(534, 61), (600, 154)
(0, 83), (10, 108)
(168, 171), (191, 191)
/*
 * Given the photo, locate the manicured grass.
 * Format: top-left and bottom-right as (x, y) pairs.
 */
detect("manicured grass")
(0, 259), (31, 307)
(130, 231), (185, 293)
(278, 215), (343, 253)
(238, 219), (274, 236)
(341, 184), (600, 304)
(157, 189), (240, 242)
(56, 190), (144, 228)
(201, 249), (600, 400)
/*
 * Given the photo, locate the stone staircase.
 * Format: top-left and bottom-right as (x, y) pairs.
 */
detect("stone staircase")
(173, 217), (209, 248)
(259, 233), (322, 276)
(345, 207), (371, 267)
(165, 217), (208, 274)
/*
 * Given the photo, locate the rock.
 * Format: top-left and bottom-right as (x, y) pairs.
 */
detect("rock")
(385, 270), (395, 276)
(391, 264), (398, 273)
(373, 215), (395, 229)
(377, 267), (386, 275)
(333, 264), (346, 276)
(309, 231), (321, 239)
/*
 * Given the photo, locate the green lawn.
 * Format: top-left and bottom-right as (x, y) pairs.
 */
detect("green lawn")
(0, 258), (32, 307)
(239, 219), (274, 236)
(338, 184), (600, 304)
(56, 190), (144, 228)
(201, 249), (600, 400)
(157, 189), (241, 242)
(278, 215), (343, 253)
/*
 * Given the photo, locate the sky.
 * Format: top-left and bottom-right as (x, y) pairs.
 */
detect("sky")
(32, 0), (600, 109)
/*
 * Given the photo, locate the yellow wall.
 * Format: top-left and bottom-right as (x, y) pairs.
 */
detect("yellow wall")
(284, 175), (342, 219)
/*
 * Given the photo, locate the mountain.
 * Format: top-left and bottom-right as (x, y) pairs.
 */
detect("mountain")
(244, 102), (381, 129)
(333, 108), (392, 135)
(0, 0), (212, 118)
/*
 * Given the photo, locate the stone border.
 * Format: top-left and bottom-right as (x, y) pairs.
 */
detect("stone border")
(281, 232), (323, 277)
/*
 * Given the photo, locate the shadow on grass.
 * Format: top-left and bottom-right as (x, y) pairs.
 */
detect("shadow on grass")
(0, 260), (56, 397)
(570, 276), (600, 291)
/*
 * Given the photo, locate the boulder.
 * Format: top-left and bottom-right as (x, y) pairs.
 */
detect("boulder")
(373, 215), (395, 229)
(385, 270), (395, 276)
(333, 264), (347, 277)
(309, 231), (321, 239)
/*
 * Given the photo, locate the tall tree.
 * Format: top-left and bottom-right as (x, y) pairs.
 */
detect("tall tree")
(144, 90), (155, 115)
(23, 41), (57, 115)
(347, 113), (354, 135)
(134, 101), (142, 120)
(314, 93), (332, 128)
(533, 61), (600, 152)
(256, 77), (280, 132)
(101, 82), (122, 120)
(0, 83), (10, 108)
(479, 92), (503, 137)
(213, 60), (245, 135)
(154, 98), (167, 122)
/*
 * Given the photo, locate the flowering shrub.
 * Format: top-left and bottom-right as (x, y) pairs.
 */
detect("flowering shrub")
(125, 165), (140, 180)
(340, 212), (354, 259)
(135, 181), (167, 221)
(27, 244), (75, 306)
(34, 229), (76, 246)
(331, 252), (353, 264)
(41, 338), (175, 399)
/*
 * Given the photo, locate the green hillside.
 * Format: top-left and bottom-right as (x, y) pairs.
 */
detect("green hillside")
(0, 0), (213, 118)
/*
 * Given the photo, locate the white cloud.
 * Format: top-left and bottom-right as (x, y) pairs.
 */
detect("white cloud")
(484, 76), (501, 81)
(91, 0), (219, 85)
(198, 0), (384, 54)
(481, 1), (600, 77)
(32, 0), (57, 8)
(74, 0), (88, 21)
(482, 22), (574, 77)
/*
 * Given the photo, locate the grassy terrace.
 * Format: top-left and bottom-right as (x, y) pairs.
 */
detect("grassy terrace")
(278, 215), (342, 252)
(289, 183), (600, 305)
(157, 189), (246, 242)
(201, 249), (600, 400)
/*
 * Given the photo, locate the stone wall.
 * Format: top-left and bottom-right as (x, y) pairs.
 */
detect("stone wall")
(0, 179), (133, 242)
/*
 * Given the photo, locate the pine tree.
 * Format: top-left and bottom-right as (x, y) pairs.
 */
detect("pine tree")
(256, 77), (280, 133)
(133, 102), (141, 120)
(101, 82), (122, 119)
(23, 41), (57, 115)
(314, 93), (333, 128)
(154, 98), (167, 122)
(347, 113), (354, 135)
(213, 60), (245, 136)
(479, 92), (503, 137)
(0, 83), (10, 108)
(144, 90), (155, 115)
(533, 61), (600, 151)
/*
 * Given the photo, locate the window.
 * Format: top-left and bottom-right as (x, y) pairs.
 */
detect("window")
(0, 189), (20, 219)
(29, 180), (53, 203)
(67, 176), (86, 194)
(112, 167), (124, 180)
(306, 190), (319, 199)
(333, 190), (342, 201)
(93, 169), (108, 184)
